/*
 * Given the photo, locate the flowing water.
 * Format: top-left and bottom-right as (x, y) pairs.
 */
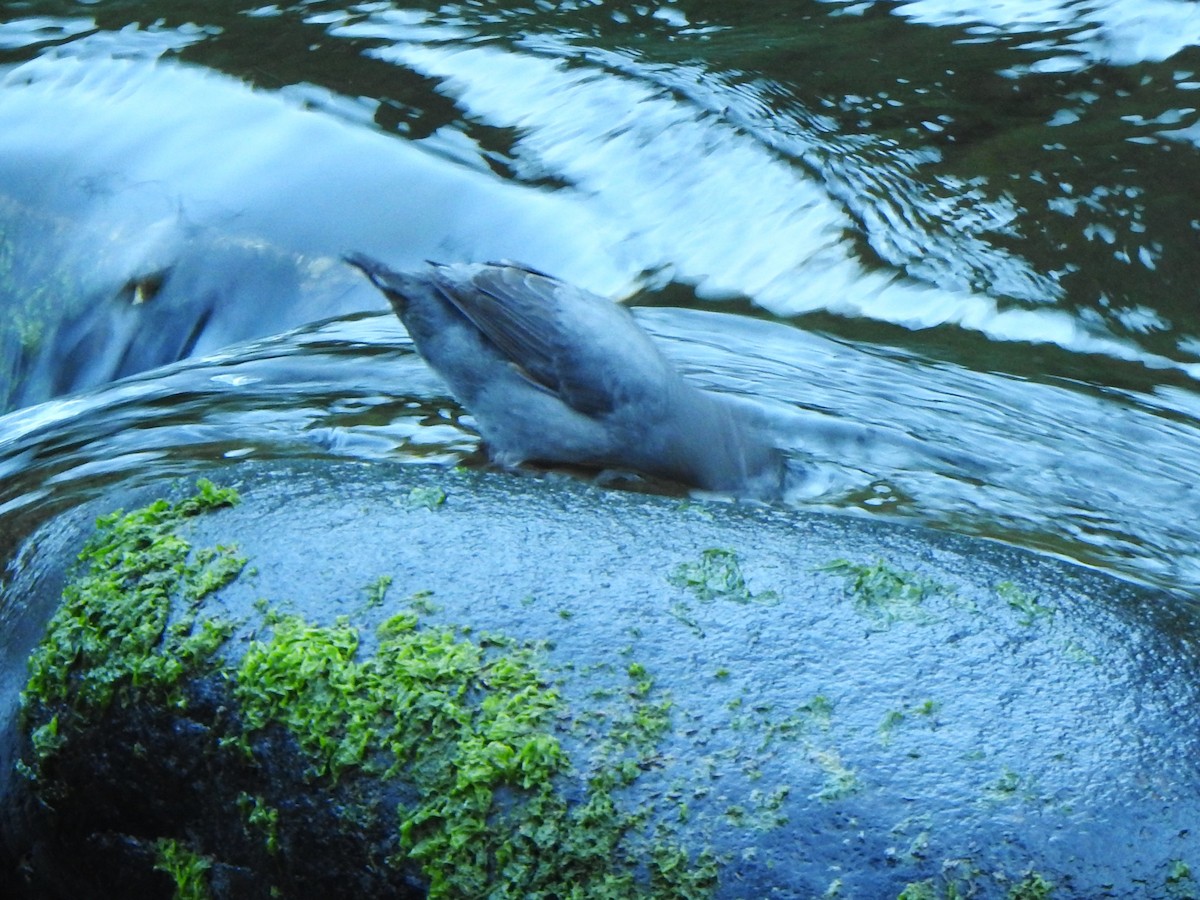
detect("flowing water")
(1, 0), (1200, 603)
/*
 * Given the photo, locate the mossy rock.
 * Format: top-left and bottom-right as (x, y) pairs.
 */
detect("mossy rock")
(2, 460), (1199, 899)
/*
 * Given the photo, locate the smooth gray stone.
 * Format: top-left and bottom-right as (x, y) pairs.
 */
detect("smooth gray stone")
(2, 459), (1198, 898)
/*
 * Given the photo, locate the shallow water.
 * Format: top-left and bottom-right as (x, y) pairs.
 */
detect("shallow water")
(1, 0), (1199, 600)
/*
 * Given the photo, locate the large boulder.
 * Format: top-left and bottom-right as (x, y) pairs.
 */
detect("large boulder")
(2, 460), (1198, 898)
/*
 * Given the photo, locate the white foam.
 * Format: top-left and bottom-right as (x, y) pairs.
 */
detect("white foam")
(883, 0), (1200, 68)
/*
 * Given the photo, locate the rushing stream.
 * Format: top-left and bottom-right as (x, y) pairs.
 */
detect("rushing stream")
(1, 0), (1199, 604)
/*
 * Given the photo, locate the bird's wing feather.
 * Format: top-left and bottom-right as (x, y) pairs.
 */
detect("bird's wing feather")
(435, 266), (635, 416)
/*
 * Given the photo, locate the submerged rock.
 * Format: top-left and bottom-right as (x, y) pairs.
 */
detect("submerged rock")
(2, 460), (1199, 899)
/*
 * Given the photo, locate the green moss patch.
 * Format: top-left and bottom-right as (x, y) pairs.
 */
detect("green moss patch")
(668, 548), (776, 605)
(898, 866), (1055, 900)
(19, 479), (244, 776)
(153, 839), (214, 900)
(407, 485), (447, 510)
(821, 558), (946, 622)
(997, 581), (1056, 627)
(16, 482), (717, 899)
(233, 610), (713, 899)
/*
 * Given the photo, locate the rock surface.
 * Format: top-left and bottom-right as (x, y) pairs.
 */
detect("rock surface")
(2, 460), (1199, 899)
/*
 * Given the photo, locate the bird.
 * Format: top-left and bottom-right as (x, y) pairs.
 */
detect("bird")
(345, 254), (786, 500)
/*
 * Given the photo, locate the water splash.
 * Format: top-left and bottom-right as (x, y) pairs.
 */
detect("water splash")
(2, 305), (1198, 599)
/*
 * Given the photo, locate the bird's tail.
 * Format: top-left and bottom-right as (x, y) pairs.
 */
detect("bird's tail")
(343, 251), (400, 287)
(344, 252), (426, 313)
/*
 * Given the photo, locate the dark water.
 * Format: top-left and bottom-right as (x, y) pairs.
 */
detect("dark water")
(1, 0), (1199, 598)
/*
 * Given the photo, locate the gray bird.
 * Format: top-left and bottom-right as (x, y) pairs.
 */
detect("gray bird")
(346, 254), (785, 500)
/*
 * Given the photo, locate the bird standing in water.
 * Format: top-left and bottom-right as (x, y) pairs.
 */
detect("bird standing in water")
(346, 254), (785, 500)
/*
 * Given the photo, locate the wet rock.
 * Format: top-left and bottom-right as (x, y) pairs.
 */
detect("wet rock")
(2, 460), (1199, 899)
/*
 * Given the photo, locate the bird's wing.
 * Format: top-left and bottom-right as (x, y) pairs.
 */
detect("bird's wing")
(435, 265), (642, 416)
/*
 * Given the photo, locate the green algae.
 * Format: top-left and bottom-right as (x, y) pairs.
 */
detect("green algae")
(1167, 859), (1196, 897)
(879, 700), (938, 746)
(237, 793), (280, 855)
(898, 865), (1053, 900)
(666, 548), (776, 640)
(669, 548), (776, 605)
(810, 748), (859, 802)
(821, 558), (946, 620)
(879, 709), (906, 745)
(362, 574), (393, 608)
(1009, 871), (1055, 899)
(154, 838), (213, 900)
(11, 480), (1190, 897)
(20, 479), (244, 775)
(233, 607), (714, 899)
(18, 483), (718, 897)
(897, 882), (938, 900)
(1169, 859), (1193, 883)
(407, 485), (447, 510)
(997, 581), (1056, 627)
(740, 694), (835, 753)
